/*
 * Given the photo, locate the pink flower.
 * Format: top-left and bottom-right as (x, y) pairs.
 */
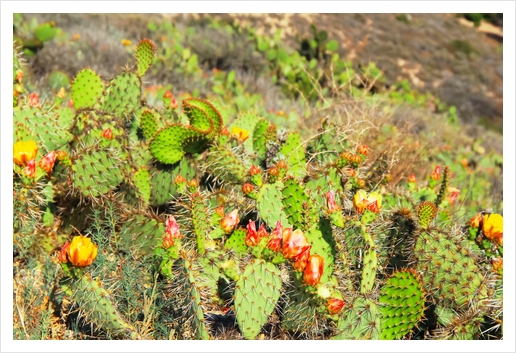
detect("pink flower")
(220, 209), (239, 234)
(282, 229), (311, 259)
(246, 220), (258, 246)
(326, 190), (341, 213)
(39, 151), (58, 173)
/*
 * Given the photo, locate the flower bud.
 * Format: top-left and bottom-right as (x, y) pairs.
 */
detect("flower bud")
(292, 247), (311, 272)
(58, 241), (71, 263)
(303, 254), (324, 286)
(214, 206), (225, 217)
(430, 165), (441, 181)
(268, 166), (279, 177)
(408, 173), (417, 183)
(163, 90), (173, 99)
(220, 209), (239, 234)
(170, 98), (178, 109)
(326, 298), (345, 315)
(326, 190), (341, 214)
(282, 229), (311, 259)
(24, 159), (37, 178)
(483, 213), (503, 246)
(174, 174), (187, 185)
(468, 213), (482, 228)
(102, 128), (113, 140)
(248, 165), (261, 176)
(39, 151), (58, 173)
(29, 92), (39, 107)
(242, 183), (254, 194)
(356, 144), (368, 156)
(246, 220), (258, 246)
(66, 236), (98, 267)
(267, 221), (283, 252)
(447, 187), (460, 205)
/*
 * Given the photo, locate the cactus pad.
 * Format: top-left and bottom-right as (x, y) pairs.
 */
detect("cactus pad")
(280, 132), (306, 178)
(256, 182), (291, 228)
(234, 259), (282, 339)
(135, 39), (156, 77)
(101, 72), (141, 120)
(334, 297), (380, 340)
(71, 68), (104, 110)
(416, 201), (437, 229)
(379, 269), (425, 340)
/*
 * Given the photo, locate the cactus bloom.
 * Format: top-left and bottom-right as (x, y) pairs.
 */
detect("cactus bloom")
(58, 241), (71, 263)
(268, 166), (279, 177)
(248, 165), (261, 176)
(257, 223), (268, 241)
(66, 236), (98, 267)
(214, 206), (225, 217)
(430, 165), (441, 181)
(246, 220), (259, 246)
(326, 190), (341, 213)
(267, 221), (282, 252)
(170, 98), (178, 109)
(24, 159), (37, 178)
(469, 213), (483, 228)
(408, 173), (417, 183)
(353, 190), (382, 214)
(163, 90), (173, 99)
(242, 183), (255, 195)
(163, 215), (181, 248)
(303, 254), (324, 286)
(292, 247), (311, 272)
(492, 257), (503, 272)
(13, 140), (38, 167)
(482, 213), (503, 246)
(231, 126), (249, 142)
(326, 298), (345, 315)
(220, 209), (239, 234)
(282, 229), (311, 259)
(39, 151), (58, 173)
(174, 174), (187, 185)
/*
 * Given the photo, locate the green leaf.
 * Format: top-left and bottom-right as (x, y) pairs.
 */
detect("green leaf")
(227, 70), (236, 85)
(309, 59), (318, 70)
(326, 39), (339, 52)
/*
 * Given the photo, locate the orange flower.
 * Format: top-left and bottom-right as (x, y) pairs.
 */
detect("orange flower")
(492, 257), (503, 272)
(58, 241), (71, 263)
(220, 209), (239, 234)
(39, 151), (58, 173)
(483, 213), (503, 246)
(353, 190), (382, 214)
(214, 206), (225, 217)
(66, 236), (98, 267)
(292, 247), (311, 272)
(242, 183), (254, 195)
(408, 173), (417, 183)
(248, 165), (261, 176)
(282, 229), (311, 259)
(469, 213), (483, 228)
(28, 92), (39, 107)
(13, 140), (38, 167)
(174, 174), (187, 185)
(163, 90), (173, 99)
(257, 223), (268, 241)
(326, 298), (345, 315)
(121, 39), (132, 46)
(303, 254), (324, 286)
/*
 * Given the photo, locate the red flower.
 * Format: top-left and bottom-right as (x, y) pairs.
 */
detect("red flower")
(257, 223), (268, 241)
(170, 98), (178, 109)
(163, 90), (173, 99)
(29, 92), (39, 107)
(303, 254), (324, 286)
(24, 159), (37, 178)
(430, 165), (441, 181)
(408, 173), (417, 183)
(356, 144), (368, 156)
(220, 209), (239, 234)
(248, 165), (261, 176)
(242, 183), (254, 194)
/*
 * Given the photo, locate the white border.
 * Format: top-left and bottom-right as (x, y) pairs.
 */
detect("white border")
(1, 1), (514, 352)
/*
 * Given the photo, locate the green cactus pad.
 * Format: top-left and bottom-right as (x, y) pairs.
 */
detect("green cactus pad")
(414, 230), (487, 308)
(224, 228), (248, 255)
(360, 246), (378, 294)
(183, 98), (223, 138)
(305, 223), (335, 284)
(149, 158), (195, 207)
(149, 125), (201, 164)
(281, 277), (319, 333)
(282, 177), (318, 231)
(416, 201), (437, 229)
(14, 107), (73, 152)
(64, 275), (135, 337)
(71, 68), (104, 110)
(34, 22), (56, 42)
(433, 306), (483, 340)
(304, 167), (343, 211)
(279, 132), (307, 178)
(118, 213), (164, 256)
(379, 269), (425, 340)
(234, 259), (282, 339)
(71, 149), (125, 198)
(132, 167), (151, 205)
(204, 144), (247, 184)
(256, 182), (291, 228)
(334, 297), (380, 340)
(101, 72), (141, 120)
(140, 109), (158, 141)
(191, 192), (210, 254)
(253, 119), (271, 160)
(135, 39), (155, 77)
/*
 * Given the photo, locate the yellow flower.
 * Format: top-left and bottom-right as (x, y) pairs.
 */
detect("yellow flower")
(66, 236), (98, 267)
(13, 140), (38, 167)
(483, 213), (503, 246)
(121, 39), (132, 47)
(231, 126), (249, 142)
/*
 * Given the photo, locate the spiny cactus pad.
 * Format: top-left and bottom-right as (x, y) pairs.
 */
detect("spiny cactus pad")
(256, 182), (291, 228)
(379, 269), (425, 340)
(71, 68), (104, 110)
(234, 259), (282, 339)
(334, 297), (380, 340)
(224, 228), (248, 255)
(140, 109), (158, 141)
(119, 213), (164, 256)
(280, 132), (307, 178)
(135, 39), (156, 77)
(101, 72), (141, 120)
(282, 177), (318, 231)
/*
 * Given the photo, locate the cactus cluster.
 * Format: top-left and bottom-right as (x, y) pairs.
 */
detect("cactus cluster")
(12, 39), (503, 340)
